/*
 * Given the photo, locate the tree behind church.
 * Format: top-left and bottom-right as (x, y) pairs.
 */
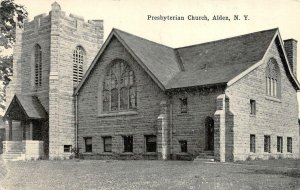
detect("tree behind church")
(0, 0), (27, 114)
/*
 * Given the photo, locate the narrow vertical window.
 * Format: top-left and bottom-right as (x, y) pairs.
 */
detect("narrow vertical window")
(266, 59), (280, 98)
(84, 137), (92, 152)
(73, 46), (85, 86)
(145, 135), (157, 152)
(287, 137), (292, 153)
(103, 136), (112, 152)
(274, 79), (277, 97)
(264, 135), (271, 153)
(180, 98), (188, 113)
(250, 100), (256, 115)
(250, 134), (255, 153)
(34, 44), (42, 87)
(123, 135), (133, 152)
(179, 140), (187, 153)
(277, 136), (283, 153)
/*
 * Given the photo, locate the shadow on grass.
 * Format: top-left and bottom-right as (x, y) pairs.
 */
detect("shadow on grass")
(247, 168), (300, 178)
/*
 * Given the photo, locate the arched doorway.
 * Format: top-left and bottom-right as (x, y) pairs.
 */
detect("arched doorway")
(205, 117), (214, 151)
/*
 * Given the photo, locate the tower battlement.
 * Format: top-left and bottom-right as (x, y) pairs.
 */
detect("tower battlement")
(20, 2), (103, 39)
(8, 1), (104, 159)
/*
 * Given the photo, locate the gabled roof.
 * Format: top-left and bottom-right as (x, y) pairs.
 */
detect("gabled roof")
(75, 28), (300, 94)
(115, 29), (181, 87)
(167, 28), (278, 89)
(4, 94), (48, 120)
(75, 28), (180, 93)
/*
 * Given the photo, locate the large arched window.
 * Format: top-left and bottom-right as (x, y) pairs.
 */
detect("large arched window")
(266, 58), (280, 97)
(73, 46), (85, 86)
(103, 60), (137, 112)
(34, 44), (42, 87)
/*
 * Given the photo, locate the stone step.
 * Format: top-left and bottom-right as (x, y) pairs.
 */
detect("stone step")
(198, 151), (214, 155)
(6, 151), (23, 153)
(194, 151), (214, 162)
(2, 152), (24, 161)
(197, 154), (214, 158)
(193, 158), (214, 162)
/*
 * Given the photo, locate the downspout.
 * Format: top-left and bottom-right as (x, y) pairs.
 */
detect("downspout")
(75, 93), (78, 149)
(170, 101), (173, 159)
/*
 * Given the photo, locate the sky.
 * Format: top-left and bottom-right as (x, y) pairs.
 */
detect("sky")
(13, 0), (300, 77)
(4, 0), (300, 113)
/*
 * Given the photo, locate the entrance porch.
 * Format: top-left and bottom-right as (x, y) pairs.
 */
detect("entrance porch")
(3, 95), (49, 161)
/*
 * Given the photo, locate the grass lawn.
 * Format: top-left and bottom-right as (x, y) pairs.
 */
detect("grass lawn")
(0, 159), (299, 190)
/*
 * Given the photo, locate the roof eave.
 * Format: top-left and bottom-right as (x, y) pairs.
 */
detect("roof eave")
(3, 94), (30, 120)
(166, 82), (227, 91)
(227, 29), (278, 87)
(113, 30), (166, 91)
(276, 30), (300, 90)
(75, 29), (167, 95)
(227, 29), (300, 90)
(74, 30), (116, 95)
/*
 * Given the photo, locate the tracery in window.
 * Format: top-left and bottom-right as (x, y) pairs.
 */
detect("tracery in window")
(34, 44), (42, 87)
(73, 46), (85, 86)
(103, 60), (137, 112)
(266, 58), (280, 97)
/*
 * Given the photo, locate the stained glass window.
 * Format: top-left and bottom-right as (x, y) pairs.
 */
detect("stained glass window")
(102, 60), (137, 112)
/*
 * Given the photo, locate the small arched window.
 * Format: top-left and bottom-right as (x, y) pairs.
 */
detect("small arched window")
(103, 60), (137, 112)
(266, 58), (280, 97)
(34, 44), (42, 87)
(73, 46), (85, 86)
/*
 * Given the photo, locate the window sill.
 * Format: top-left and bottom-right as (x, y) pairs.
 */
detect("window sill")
(176, 113), (189, 117)
(82, 152), (93, 155)
(120, 152), (134, 155)
(176, 152), (189, 155)
(100, 152), (113, 155)
(143, 152), (157, 155)
(263, 152), (271, 154)
(265, 96), (281, 103)
(98, 111), (138, 117)
(250, 114), (256, 117)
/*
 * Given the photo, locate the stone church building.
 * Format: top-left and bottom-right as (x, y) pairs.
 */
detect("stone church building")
(2, 2), (103, 160)
(2, 3), (300, 162)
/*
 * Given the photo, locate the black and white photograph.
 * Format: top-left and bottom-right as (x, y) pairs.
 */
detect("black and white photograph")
(0, 0), (300, 189)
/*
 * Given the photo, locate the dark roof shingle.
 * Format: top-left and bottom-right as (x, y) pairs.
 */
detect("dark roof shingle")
(114, 29), (181, 88)
(4, 95), (48, 120)
(167, 28), (278, 89)
(77, 28), (290, 93)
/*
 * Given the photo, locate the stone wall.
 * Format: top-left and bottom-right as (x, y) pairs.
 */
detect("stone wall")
(7, 14), (51, 110)
(23, 140), (44, 160)
(11, 121), (22, 141)
(226, 39), (299, 161)
(169, 86), (224, 159)
(48, 3), (103, 159)
(7, 2), (104, 159)
(77, 37), (168, 159)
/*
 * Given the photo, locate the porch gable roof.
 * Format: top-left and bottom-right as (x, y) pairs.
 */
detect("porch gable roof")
(3, 94), (48, 120)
